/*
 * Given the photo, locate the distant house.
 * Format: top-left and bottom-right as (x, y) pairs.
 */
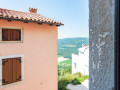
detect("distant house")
(72, 44), (89, 75)
(0, 7), (63, 90)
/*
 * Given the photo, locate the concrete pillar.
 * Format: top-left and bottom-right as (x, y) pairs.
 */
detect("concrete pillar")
(89, 0), (115, 90)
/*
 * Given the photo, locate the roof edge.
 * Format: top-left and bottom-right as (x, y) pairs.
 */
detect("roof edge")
(0, 17), (64, 26)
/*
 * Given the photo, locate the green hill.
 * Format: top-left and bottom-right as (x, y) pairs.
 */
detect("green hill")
(58, 37), (89, 58)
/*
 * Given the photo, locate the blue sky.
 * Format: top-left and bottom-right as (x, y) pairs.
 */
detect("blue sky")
(0, 0), (89, 39)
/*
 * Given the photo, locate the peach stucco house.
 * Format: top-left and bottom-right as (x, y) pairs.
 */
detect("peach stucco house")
(0, 7), (63, 90)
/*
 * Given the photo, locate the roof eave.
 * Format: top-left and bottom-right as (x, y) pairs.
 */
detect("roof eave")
(0, 17), (64, 26)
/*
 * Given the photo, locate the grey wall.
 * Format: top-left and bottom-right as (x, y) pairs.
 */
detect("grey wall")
(89, 0), (115, 90)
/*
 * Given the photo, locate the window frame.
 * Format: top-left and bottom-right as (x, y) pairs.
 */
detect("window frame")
(0, 27), (23, 43)
(0, 55), (24, 88)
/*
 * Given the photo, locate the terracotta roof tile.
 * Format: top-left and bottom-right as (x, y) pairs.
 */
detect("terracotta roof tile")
(0, 8), (63, 26)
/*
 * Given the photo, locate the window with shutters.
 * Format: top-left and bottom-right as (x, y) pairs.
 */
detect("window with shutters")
(0, 55), (24, 87)
(2, 57), (21, 85)
(0, 27), (23, 43)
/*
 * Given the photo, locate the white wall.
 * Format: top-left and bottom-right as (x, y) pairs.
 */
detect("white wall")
(72, 46), (89, 75)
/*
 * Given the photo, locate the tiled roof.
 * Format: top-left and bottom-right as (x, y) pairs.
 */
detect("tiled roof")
(0, 8), (63, 26)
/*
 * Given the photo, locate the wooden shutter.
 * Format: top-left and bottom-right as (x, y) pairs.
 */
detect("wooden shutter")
(16, 57), (21, 81)
(16, 30), (21, 41)
(2, 30), (8, 41)
(13, 57), (21, 82)
(12, 58), (17, 83)
(2, 59), (13, 85)
(2, 29), (8, 41)
(11, 30), (16, 41)
(2, 29), (21, 41)
(11, 29), (21, 41)
(2, 57), (22, 85)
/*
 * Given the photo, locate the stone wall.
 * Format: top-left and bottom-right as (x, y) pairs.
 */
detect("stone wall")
(89, 0), (115, 90)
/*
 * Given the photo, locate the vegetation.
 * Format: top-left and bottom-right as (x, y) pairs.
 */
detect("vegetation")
(59, 59), (72, 65)
(58, 37), (89, 58)
(71, 78), (81, 85)
(58, 79), (70, 90)
(58, 64), (72, 77)
(74, 72), (83, 77)
(76, 75), (89, 83)
(71, 75), (89, 85)
(58, 37), (89, 89)
(58, 55), (63, 57)
(58, 64), (89, 90)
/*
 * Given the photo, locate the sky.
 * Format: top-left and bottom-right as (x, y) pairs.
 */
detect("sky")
(0, 0), (89, 39)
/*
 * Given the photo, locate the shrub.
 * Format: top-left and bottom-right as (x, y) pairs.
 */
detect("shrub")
(58, 79), (70, 90)
(76, 75), (89, 83)
(71, 75), (89, 85)
(74, 72), (83, 77)
(62, 74), (75, 82)
(58, 63), (89, 89)
(65, 65), (72, 74)
(71, 78), (81, 85)
(58, 64), (72, 78)
(82, 75), (89, 80)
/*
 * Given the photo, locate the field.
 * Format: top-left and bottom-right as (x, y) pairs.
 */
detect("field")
(58, 55), (63, 57)
(59, 59), (72, 65)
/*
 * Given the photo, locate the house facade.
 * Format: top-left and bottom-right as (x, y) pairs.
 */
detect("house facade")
(0, 7), (63, 90)
(72, 44), (89, 75)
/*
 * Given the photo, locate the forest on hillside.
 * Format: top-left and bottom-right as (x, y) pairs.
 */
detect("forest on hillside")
(58, 37), (89, 58)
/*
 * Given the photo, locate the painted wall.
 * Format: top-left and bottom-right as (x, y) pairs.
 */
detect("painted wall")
(72, 46), (89, 75)
(0, 19), (58, 90)
(89, 0), (115, 90)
